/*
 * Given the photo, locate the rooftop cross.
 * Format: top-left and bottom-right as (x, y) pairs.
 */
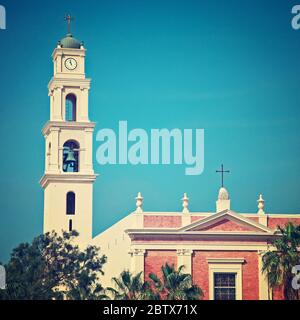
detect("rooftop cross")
(64, 14), (74, 34)
(216, 164), (230, 188)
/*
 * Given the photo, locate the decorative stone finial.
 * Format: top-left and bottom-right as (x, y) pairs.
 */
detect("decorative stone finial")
(216, 187), (230, 212)
(182, 193), (189, 213)
(257, 194), (265, 214)
(218, 187), (230, 200)
(135, 192), (143, 213)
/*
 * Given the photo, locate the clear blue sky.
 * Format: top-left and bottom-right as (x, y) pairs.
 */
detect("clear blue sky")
(1, 0), (300, 262)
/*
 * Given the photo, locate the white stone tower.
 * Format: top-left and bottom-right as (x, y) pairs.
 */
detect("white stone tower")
(40, 22), (97, 245)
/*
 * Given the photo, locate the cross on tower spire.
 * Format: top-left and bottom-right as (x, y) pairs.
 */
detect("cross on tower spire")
(64, 14), (74, 34)
(216, 164), (230, 188)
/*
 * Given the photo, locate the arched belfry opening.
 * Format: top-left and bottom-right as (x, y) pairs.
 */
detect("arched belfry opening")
(66, 191), (75, 215)
(65, 94), (77, 121)
(63, 140), (79, 172)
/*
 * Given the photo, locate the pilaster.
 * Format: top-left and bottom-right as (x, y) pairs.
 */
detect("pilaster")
(130, 249), (146, 279)
(258, 251), (270, 300)
(177, 249), (193, 274)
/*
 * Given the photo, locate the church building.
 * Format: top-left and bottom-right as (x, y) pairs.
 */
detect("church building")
(40, 27), (300, 300)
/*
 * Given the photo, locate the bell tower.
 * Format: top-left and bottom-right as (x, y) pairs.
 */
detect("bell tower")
(40, 19), (97, 245)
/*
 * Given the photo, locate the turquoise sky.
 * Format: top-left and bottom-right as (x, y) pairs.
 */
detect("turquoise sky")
(1, 0), (300, 262)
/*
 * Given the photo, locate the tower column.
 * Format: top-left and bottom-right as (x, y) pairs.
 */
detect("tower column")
(84, 128), (94, 173)
(48, 128), (60, 173)
(80, 87), (89, 121)
(52, 86), (63, 121)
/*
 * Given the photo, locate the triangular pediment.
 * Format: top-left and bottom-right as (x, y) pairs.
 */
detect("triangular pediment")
(180, 210), (273, 234)
(193, 217), (258, 232)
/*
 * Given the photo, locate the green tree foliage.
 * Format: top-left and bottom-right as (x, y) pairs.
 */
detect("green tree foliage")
(107, 270), (156, 300)
(262, 222), (300, 300)
(0, 231), (107, 300)
(107, 264), (203, 300)
(149, 263), (203, 300)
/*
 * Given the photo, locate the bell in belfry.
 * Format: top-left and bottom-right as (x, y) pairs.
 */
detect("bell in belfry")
(65, 148), (76, 163)
(64, 148), (77, 171)
(63, 140), (79, 172)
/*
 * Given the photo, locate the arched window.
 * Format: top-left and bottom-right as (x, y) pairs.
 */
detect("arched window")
(63, 140), (79, 172)
(65, 94), (76, 121)
(66, 191), (75, 215)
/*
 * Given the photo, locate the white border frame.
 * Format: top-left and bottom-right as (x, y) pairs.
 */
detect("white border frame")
(208, 259), (243, 300)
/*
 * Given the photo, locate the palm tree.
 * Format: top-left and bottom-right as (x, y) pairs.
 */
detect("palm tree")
(148, 263), (203, 300)
(262, 222), (300, 300)
(107, 270), (155, 300)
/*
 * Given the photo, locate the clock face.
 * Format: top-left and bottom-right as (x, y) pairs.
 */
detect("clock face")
(65, 58), (77, 70)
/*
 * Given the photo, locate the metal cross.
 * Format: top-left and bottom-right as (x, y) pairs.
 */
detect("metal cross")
(216, 164), (230, 188)
(64, 14), (74, 34)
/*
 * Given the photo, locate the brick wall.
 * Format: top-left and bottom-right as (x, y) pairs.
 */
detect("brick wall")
(198, 219), (256, 232)
(143, 215), (300, 229)
(247, 217), (259, 222)
(144, 250), (177, 279)
(268, 217), (300, 229)
(143, 216), (182, 228)
(191, 216), (207, 223)
(192, 251), (259, 300)
(273, 285), (284, 300)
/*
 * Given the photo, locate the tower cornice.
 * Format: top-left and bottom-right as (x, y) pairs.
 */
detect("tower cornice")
(40, 173), (98, 189)
(52, 47), (86, 60)
(42, 121), (96, 136)
(48, 77), (91, 91)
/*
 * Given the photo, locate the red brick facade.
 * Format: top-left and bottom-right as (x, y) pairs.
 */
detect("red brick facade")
(144, 216), (182, 228)
(192, 251), (259, 300)
(191, 216), (207, 223)
(197, 219), (257, 232)
(144, 250), (177, 279)
(268, 217), (300, 229)
(128, 211), (300, 300)
(143, 249), (260, 300)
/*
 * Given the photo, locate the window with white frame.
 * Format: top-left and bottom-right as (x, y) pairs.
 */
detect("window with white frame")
(207, 259), (244, 300)
(214, 273), (236, 300)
